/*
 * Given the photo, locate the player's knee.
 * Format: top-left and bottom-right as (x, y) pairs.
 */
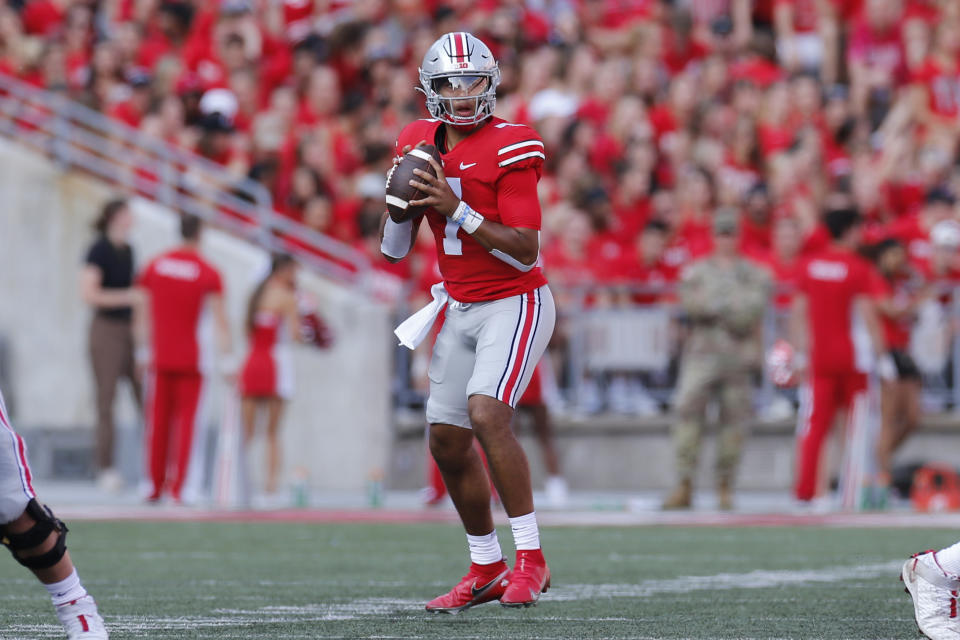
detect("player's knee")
(0, 499), (69, 570)
(467, 397), (512, 435)
(429, 426), (472, 467)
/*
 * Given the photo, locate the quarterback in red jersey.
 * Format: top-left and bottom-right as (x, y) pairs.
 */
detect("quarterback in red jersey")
(135, 215), (234, 504)
(381, 32), (555, 612)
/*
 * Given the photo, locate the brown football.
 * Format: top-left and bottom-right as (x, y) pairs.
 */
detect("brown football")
(385, 144), (443, 223)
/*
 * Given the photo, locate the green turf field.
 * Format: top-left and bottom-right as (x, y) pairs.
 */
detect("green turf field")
(2, 521), (953, 639)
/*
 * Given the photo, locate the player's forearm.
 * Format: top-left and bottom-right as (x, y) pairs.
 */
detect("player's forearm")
(379, 212), (416, 263)
(470, 221), (539, 266)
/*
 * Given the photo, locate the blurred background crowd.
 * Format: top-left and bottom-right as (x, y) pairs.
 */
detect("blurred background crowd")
(4, 0), (960, 510)
(6, 0), (960, 302)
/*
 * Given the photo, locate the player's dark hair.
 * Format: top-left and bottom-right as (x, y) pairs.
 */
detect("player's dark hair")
(94, 199), (128, 235)
(246, 253), (296, 334)
(180, 214), (203, 241)
(823, 207), (862, 240)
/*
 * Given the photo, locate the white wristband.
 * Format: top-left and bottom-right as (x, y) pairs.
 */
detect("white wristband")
(135, 345), (151, 366)
(451, 201), (484, 234)
(381, 217), (413, 259)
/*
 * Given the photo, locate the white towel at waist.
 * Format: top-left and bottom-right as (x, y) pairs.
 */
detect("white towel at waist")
(394, 282), (448, 350)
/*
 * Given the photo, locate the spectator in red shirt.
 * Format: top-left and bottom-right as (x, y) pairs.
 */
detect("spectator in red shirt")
(790, 207), (888, 505)
(888, 186), (955, 270)
(910, 17), (960, 148)
(870, 238), (923, 498)
(922, 219), (960, 290)
(107, 68), (152, 128)
(847, 0), (906, 119)
(774, 0), (837, 81)
(135, 215), (234, 504)
(606, 220), (678, 305)
(670, 165), (716, 262)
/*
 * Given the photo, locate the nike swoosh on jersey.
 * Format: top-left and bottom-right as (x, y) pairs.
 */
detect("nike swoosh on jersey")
(459, 162), (477, 170)
(470, 576), (501, 598)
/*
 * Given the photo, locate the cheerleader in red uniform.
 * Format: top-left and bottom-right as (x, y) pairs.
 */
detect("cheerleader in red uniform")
(240, 254), (302, 494)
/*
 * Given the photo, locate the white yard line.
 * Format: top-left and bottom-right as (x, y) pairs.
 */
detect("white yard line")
(0, 560), (903, 638)
(546, 560), (901, 601)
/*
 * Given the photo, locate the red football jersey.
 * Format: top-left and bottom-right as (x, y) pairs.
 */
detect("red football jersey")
(395, 117), (548, 302)
(138, 248), (223, 373)
(797, 248), (882, 374)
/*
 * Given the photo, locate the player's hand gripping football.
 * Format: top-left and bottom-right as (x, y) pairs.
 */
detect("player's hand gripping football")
(407, 146), (459, 218)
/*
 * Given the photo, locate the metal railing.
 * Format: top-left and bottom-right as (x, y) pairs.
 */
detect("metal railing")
(392, 282), (960, 415)
(0, 73), (383, 290)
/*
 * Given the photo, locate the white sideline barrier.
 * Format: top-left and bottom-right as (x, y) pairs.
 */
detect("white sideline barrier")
(0, 138), (394, 492)
(582, 309), (672, 372)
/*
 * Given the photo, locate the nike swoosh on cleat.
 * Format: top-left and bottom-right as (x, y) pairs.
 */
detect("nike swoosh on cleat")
(459, 162), (477, 170)
(470, 576), (500, 598)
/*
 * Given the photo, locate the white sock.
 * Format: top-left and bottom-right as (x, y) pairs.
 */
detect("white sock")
(937, 541), (960, 576)
(466, 530), (503, 565)
(509, 511), (540, 551)
(45, 568), (87, 607)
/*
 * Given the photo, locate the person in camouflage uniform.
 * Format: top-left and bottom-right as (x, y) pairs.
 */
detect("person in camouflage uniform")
(663, 208), (772, 511)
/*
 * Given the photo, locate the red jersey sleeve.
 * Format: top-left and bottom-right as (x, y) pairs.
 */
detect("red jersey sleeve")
(496, 168), (541, 230)
(494, 124), (545, 180)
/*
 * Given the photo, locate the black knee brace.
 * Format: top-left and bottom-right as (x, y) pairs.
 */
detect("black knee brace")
(0, 499), (68, 570)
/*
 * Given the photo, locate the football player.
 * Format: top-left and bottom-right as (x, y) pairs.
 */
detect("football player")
(0, 386), (108, 638)
(902, 545), (960, 640)
(381, 32), (555, 612)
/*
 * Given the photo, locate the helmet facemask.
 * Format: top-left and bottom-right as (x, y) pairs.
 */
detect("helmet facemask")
(417, 33), (501, 128)
(419, 70), (500, 127)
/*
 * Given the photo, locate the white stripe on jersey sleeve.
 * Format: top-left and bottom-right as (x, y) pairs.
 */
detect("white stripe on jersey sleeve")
(498, 140), (544, 155)
(498, 151), (546, 167)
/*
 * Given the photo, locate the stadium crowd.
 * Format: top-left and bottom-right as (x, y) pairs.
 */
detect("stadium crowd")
(5, 0), (960, 300)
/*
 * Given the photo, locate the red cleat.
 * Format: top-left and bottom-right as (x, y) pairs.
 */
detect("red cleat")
(425, 560), (511, 614)
(501, 549), (550, 608)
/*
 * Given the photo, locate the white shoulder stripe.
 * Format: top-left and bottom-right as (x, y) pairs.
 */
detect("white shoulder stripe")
(498, 151), (546, 167)
(498, 140), (544, 155)
(495, 122), (526, 128)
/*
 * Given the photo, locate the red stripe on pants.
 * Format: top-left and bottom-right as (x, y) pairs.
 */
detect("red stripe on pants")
(0, 401), (34, 496)
(500, 293), (536, 404)
(146, 370), (203, 500)
(794, 371), (866, 501)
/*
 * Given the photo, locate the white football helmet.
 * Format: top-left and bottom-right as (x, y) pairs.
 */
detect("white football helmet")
(418, 32), (500, 127)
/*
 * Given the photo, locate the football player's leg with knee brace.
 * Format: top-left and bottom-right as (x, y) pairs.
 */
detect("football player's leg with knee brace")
(4, 498), (108, 637)
(1, 498), (75, 584)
